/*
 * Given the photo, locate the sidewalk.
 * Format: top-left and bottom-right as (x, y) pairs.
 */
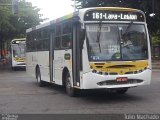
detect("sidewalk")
(0, 59), (11, 71)
(0, 63), (10, 71)
(152, 60), (160, 69)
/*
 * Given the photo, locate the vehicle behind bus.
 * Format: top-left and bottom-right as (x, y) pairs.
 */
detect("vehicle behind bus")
(10, 38), (26, 70)
(26, 7), (151, 97)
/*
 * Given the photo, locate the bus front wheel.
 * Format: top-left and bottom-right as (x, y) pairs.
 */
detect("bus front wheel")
(65, 72), (78, 97)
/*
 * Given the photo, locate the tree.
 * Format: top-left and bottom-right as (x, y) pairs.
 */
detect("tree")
(9, 0), (44, 38)
(0, 0), (44, 58)
(0, 0), (14, 58)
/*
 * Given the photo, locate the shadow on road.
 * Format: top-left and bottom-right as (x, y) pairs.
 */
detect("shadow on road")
(37, 81), (144, 103)
(0, 63), (26, 72)
(80, 90), (143, 103)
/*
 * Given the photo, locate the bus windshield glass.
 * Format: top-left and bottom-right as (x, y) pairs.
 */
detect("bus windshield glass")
(12, 44), (26, 58)
(86, 23), (148, 61)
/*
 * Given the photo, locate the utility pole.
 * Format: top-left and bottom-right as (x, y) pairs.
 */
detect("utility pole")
(150, 0), (155, 17)
(74, 0), (76, 12)
(12, 0), (19, 14)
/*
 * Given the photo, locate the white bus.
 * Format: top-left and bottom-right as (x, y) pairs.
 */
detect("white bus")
(26, 7), (152, 96)
(10, 38), (26, 70)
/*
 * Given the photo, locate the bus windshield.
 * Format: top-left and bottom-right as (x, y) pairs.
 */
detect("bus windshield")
(12, 44), (26, 58)
(86, 23), (148, 61)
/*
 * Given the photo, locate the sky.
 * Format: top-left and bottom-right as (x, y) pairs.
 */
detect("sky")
(26, 0), (75, 22)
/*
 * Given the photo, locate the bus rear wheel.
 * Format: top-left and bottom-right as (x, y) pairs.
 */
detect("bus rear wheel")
(65, 72), (78, 97)
(12, 67), (17, 71)
(36, 68), (45, 87)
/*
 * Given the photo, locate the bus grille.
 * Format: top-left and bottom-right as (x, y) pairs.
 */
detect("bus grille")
(97, 79), (143, 86)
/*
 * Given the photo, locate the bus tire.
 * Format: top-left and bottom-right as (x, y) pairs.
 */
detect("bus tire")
(12, 67), (16, 71)
(65, 72), (78, 97)
(36, 68), (45, 87)
(116, 88), (128, 94)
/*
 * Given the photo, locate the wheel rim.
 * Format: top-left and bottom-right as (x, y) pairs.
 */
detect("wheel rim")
(66, 74), (72, 93)
(37, 71), (40, 83)
(37, 75), (40, 83)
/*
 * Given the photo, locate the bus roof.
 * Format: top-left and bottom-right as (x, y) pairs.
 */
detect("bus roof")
(11, 38), (26, 41)
(84, 7), (139, 11)
(26, 7), (144, 33)
(26, 12), (75, 33)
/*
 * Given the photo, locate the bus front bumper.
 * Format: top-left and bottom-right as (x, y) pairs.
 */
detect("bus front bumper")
(81, 69), (151, 89)
(12, 61), (26, 68)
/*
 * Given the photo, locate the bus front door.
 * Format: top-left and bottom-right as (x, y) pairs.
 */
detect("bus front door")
(49, 32), (54, 83)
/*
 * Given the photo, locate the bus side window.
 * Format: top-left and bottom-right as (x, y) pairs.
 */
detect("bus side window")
(62, 34), (72, 48)
(55, 24), (62, 49)
(26, 34), (31, 52)
(55, 37), (61, 49)
(36, 30), (43, 51)
(61, 20), (72, 49)
(43, 28), (50, 51)
(62, 21), (71, 34)
(30, 33), (35, 52)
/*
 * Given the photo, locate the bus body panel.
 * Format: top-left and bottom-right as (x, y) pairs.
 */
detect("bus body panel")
(37, 51), (50, 82)
(26, 50), (73, 86)
(54, 50), (64, 85)
(54, 49), (73, 85)
(26, 7), (152, 93)
(26, 51), (50, 82)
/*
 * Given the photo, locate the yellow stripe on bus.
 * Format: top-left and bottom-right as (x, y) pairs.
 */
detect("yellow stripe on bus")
(90, 60), (148, 75)
(96, 7), (137, 12)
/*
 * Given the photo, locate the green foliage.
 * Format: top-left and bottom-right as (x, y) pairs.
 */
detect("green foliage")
(0, 1), (14, 37)
(0, 0), (44, 40)
(152, 35), (160, 45)
(10, 0), (44, 38)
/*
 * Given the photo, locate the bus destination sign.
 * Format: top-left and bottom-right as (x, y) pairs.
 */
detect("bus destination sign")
(84, 10), (145, 22)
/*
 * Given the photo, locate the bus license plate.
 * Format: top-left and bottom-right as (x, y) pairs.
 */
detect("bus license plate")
(116, 77), (128, 82)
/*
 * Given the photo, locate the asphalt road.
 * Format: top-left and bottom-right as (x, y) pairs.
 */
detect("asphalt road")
(0, 67), (160, 114)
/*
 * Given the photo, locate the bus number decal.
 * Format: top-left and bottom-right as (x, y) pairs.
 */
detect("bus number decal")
(84, 10), (144, 22)
(92, 12), (137, 20)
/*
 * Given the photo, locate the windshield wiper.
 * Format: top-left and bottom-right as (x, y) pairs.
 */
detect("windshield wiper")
(122, 21), (134, 38)
(118, 22), (134, 60)
(18, 44), (22, 57)
(117, 24), (123, 60)
(96, 21), (102, 53)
